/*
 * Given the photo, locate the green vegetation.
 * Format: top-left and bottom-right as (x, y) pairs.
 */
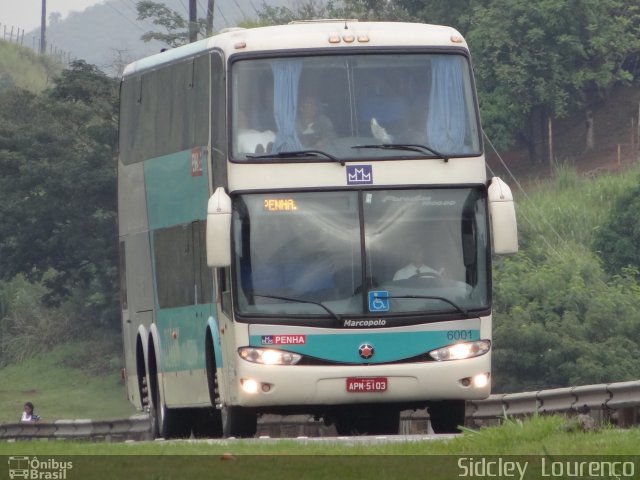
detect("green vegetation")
(594, 178), (640, 276)
(493, 164), (640, 392)
(0, 45), (128, 423)
(0, 59), (119, 336)
(0, 40), (61, 93)
(0, 339), (135, 424)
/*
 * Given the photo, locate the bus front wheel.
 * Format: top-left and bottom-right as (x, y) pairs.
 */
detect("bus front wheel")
(222, 406), (257, 438)
(428, 400), (466, 433)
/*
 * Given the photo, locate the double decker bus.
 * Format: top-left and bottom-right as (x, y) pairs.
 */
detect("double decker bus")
(118, 21), (518, 438)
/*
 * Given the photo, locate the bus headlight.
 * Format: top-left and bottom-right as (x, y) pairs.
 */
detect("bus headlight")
(429, 340), (491, 361)
(238, 347), (302, 365)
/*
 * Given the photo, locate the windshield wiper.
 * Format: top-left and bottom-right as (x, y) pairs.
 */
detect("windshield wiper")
(252, 294), (342, 321)
(352, 144), (449, 162)
(246, 150), (345, 166)
(384, 295), (469, 316)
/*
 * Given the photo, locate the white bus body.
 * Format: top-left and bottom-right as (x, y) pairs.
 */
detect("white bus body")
(118, 21), (517, 438)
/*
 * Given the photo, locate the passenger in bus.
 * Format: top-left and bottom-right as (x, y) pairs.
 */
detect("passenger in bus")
(359, 76), (410, 143)
(236, 109), (275, 154)
(393, 247), (443, 281)
(296, 95), (336, 148)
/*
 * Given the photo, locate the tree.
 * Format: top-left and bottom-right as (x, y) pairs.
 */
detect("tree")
(136, 0), (225, 45)
(323, 0), (410, 21)
(248, 1), (332, 26)
(493, 243), (640, 392)
(0, 61), (119, 328)
(136, 1), (192, 47)
(593, 173), (640, 276)
(391, 0), (477, 33)
(466, 0), (640, 160)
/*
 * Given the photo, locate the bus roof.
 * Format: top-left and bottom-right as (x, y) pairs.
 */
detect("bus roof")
(121, 21), (467, 78)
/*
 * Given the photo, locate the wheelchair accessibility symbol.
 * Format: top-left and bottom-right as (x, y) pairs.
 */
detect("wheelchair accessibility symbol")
(368, 290), (390, 312)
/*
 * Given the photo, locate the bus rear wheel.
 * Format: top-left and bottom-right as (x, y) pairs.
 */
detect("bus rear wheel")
(151, 402), (192, 439)
(148, 346), (191, 439)
(428, 400), (466, 433)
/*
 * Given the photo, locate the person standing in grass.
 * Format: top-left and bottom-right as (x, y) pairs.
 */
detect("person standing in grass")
(20, 401), (40, 422)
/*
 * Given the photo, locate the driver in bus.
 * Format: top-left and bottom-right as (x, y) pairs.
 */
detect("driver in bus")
(393, 246), (443, 281)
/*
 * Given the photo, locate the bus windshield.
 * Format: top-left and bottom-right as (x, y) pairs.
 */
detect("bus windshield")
(233, 189), (489, 320)
(231, 53), (481, 161)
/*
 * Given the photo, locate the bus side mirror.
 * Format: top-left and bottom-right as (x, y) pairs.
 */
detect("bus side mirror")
(206, 187), (232, 267)
(488, 177), (518, 254)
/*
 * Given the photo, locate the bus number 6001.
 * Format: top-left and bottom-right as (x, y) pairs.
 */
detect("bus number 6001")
(447, 330), (473, 341)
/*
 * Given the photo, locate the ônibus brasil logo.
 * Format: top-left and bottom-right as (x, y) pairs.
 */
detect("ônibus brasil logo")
(8, 456), (73, 479)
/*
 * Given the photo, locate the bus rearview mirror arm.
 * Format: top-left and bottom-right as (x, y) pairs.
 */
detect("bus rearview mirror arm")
(206, 187), (232, 267)
(488, 177), (518, 254)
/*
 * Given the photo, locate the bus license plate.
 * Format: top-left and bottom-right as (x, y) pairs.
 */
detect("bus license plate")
(346, 377), (388, 392)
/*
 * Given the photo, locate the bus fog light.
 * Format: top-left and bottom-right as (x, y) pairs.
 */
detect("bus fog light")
(429, 340), (491, 361)
(241, 378), (259, 394)
(238, 347), (302, 365)
(473, 373), (490, 388)
(261, 383), (272, 393)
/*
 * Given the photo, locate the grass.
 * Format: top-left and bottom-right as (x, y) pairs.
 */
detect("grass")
(0, 40), (60, 92)
(515, 162), (640, 250)
(2, 415), (640, 455)
(0, 341), (136, 423)
(1, 417), (639, 479)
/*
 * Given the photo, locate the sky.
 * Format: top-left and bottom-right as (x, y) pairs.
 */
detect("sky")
(1, 0), (106, 31)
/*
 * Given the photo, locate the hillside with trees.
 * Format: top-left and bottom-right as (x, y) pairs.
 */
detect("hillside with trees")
(493, 166), (640, 392)
(0, 58), (119, 366)
(1, 1), (640, 395)
(25, 0), (296, 75)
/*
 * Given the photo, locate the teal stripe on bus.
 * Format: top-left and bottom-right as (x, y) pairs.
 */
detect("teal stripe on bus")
(144, 148), (209, 229)
(249, 330), (481, 364)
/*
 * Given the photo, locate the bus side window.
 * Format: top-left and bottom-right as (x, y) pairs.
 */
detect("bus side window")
(219, 267), (232, 317)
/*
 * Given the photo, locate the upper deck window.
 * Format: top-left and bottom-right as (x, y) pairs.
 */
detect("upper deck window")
(230, 53), (481, 162)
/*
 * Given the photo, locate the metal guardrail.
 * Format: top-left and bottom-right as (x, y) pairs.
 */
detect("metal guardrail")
(1, 381), (639, 440)
(468, 380), (640, 420)
(467, 380), (640, 427)
(0, 415), (151, 441)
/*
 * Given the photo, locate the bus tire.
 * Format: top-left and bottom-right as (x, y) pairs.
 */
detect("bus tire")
(191, 407), (223, 438)
(428, 400), (465, 434)
(204, 330), (224, 438)
(151, 401), (191, 439)
(148, 340), (191, 439)
(222, 406), (257, 438)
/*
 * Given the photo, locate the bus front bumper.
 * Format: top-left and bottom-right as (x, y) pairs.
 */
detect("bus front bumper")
(224, 354), (491, 408)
